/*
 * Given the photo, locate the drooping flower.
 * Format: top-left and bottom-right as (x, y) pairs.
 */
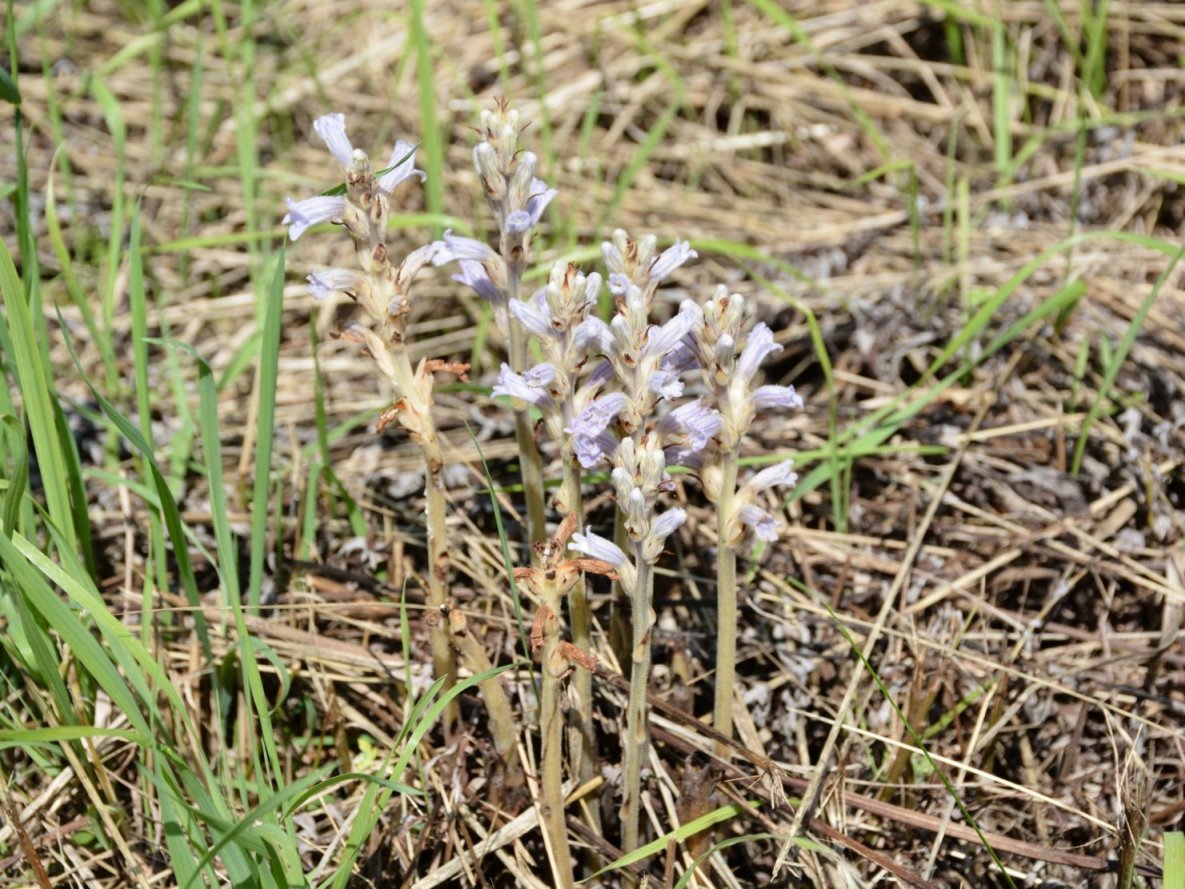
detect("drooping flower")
(738, 504), (780, 542)
(508, 292), (553, 339)
(492, 363), (558, 411)
(571, 529), (626, 566)
(379, 140), (426, 192)
(433, 230), (499, 265)
(746, 459), (798, 493)
(571, 528), (636, 591)
(306, 268), (362, 300)
(451, 260), (502, 305)
(648, 239), (697, 284)
(284, 195), (347, 241)
(643, 507), (687, 561)
(313, 113), (354, 168)
(749, 385), (804, 411)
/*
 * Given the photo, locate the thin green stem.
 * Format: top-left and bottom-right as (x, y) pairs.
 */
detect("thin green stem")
(712, 447), (741, 752)
(539, 577), (574, 889)
(621, 549), (653, 853)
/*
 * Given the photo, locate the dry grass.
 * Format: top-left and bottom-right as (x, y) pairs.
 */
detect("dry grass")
(3, 0), (1185, 886)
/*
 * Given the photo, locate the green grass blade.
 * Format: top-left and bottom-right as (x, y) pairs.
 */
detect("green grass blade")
(0, 239), (75, 553)
(1071, 241), (1185, 474)
(247, 249), (286, 612)
(409, 0), (444, 235)
(1165, 832), (1185, 889)
(587, 801), (762, 880)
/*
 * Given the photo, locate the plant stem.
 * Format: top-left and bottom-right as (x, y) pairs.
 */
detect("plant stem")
(449, 609), (521, 774)
(384, 338), (457, 727)
(561, 444), (597, 793)
(419, 426), (458, 726)
(508, 293), (547, 553)
(539, 577), (575, 889)
(608, 507), (631, 674)
(712, 446), (741, 754)
(621, 547), (653, 853)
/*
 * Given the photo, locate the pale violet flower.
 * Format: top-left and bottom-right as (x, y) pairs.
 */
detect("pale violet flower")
(650, 507), (686, 542)
(432, 230), (498, 265)
(739, 505), (780, 542)
(747, 459), (798, 492)
(607, 272), (631, 296)
(648, 239), (697, 283)
(574, 317), (614, 355)
(750, 385), (804, 411)
(737, 323), (782, 379)
(568, 392), (629, 438)
(658, 399), (723, 452)
(644, 310), (696, 358)
(491, 363), (557, 410)
(572, 528), (636, 590)
(571, 530), (626, 566)
(648, 369), (684, 400)
(284, 195), (347, 241)
(306, 268), (361, 300)
(642, 507), (687, 561)
(451, 260), (502, 304)
(379, 140), (426, 192)
(313, 113), (354, 168)
(505, 178), (557, 234)
(573, 430), (619, 468)
(508, 292), (553, 338)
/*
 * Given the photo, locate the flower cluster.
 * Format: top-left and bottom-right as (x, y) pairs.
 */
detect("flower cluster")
(284, 112), (424, 243)
(284, 102), (808, 870)
(284, 114), (457, 442)
(432, 98), (557, 317)
(491, 261), (605, 443)
(687, 287), (803, 542)
(282, 111), (473, 739)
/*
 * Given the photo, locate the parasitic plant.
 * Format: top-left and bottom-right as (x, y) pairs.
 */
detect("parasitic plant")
(687, 287), (803, 750)
(285, 114), (466, 728)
